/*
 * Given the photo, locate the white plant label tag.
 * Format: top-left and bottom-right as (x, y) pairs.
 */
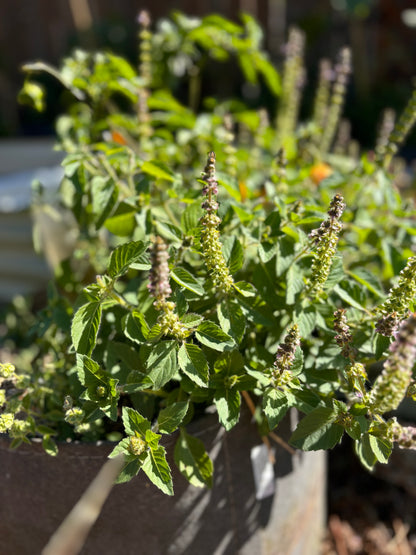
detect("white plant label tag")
(250, 444), (275, 500)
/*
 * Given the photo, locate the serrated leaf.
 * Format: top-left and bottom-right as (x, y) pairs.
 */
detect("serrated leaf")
(181, 202), (203, 233)
(233, 281), (256, 297)
(195, 322), (235, 351)
(349, 268), (384, 298)
(333, 284), (366, 312)
(259, 242), (278, 263)
(369, 434), (392, 464)
(108, 241), (147, 278)
(294, 306), (316, 337)
(146, 341), (178, 389)
(141, 445), (173, 495)
(222, 236), (243, 273)
(262, 388), (288, 430)
(286, 265), (304, 305)
(217, 300), (246, 344)
(91, 176), (118, 229)
(276, 237), (295, 276)
(214, 387), (241, 430)
(180, 313), (204, 328)
(290, 406), (344, 450)
(115, 459), (142, 484)
(178, 343), (209, 387)
(158, 401), (189, 434)
(324, 256), (344, 290)
(71, 301), (102, 355)
(291, 347), (304, 376)
(174, 429), (213, 488)
(122, 407), (151, 436)
(171, 267), (204, 296)
(123, 311), (150, 344)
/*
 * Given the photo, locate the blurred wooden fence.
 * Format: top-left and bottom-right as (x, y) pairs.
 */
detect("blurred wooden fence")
(0, 0), (415, 138)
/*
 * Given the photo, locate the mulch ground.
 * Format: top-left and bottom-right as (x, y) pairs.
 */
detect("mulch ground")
(323, 437), (416, 555)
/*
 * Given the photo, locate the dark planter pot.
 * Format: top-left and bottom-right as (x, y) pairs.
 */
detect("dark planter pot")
(0, 409), (326, 555)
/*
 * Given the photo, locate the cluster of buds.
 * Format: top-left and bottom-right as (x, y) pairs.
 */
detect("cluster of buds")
(200, 152), (234, 295)
(271, 324), (301, 387)
(376, 89), (416, 169)
(312, 58), (333, 136)
(320, 47), (352, 155)
(276, 27), (305, 145)
(375, 108), (396, 160)
(148, 236), (188, 340)
(365, 314), (416, 414)
(376, 255), (416, 336)
(344, 362), (367, 399)
(129, 434), (147, 456)
(333, 308), (354, 358)
(306, 193), (346, 295)
(333, 119), (352, 156)
(137, 10), (152, 143)
(391, 421), (416, 450)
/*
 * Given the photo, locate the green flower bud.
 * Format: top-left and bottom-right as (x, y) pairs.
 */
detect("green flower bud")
(129, 435), (147, 456)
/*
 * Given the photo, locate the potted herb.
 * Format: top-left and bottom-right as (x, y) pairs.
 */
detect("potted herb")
(2, 10), (416, 554)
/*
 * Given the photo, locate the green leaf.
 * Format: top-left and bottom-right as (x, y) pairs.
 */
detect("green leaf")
(262, 388), (288, 430)
(180, 313), (204, 329)
(233, 281), (256, 297)
(18, 81), (45, 111)
(290, 406), (344, 450)
(174, 429), (213, 488)
(253, 52), (281, 95)
(142, 445), (174, 495)
(91, 176), (117, 229)
(108, 241), (147, 278)
(217, 300), (246, 344)
(374, 334), (391, 360)
(291, 347), (304, 376)
(214, 387), (241, 431)
(276, 237), (295, 276)
(294, 306), (316, 337)
(141, 160), (176, 182)
(333, 284), (366, 312)
(171, 267), (204, 296)
(178, 343), (209, 387)
(42, 436), (58, 456)
(71, 301), (102, 355)
(286, 265), (304, 305)
(324, 256), (344, 290)
(181, 202), (203, 233)
(146, 341), (178, 389)
(195, 322), (235, 351)
(369, 434), (392, 464)
(355, 434), (377, 470)
(349, 268), (384, 298)
(122, 407), (151, 436)
(104, 202), (136, 236)
(222, 236), (244, 273)
(123, 311), (150, 344)
(115, 459), (141, 484)
(158, 401), (189, 434)
(259, 242), (278, 263)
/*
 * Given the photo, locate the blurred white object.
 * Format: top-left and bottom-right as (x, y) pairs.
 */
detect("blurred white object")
(0, 139), (66, 301)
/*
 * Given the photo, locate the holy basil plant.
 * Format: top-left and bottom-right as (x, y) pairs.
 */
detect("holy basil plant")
(3, 10), (416, 495)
